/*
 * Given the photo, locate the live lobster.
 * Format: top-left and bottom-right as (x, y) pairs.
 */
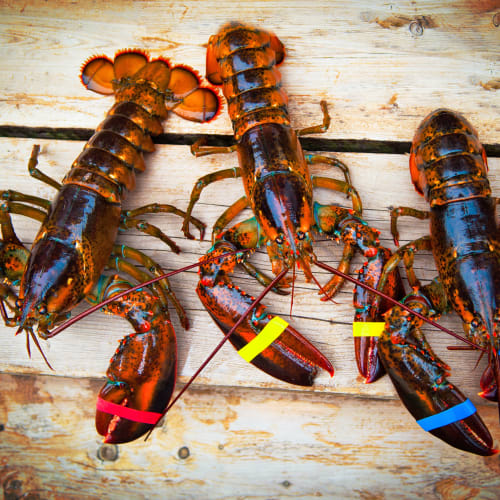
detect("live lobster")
(374, 109), (499, 456)
(0, 50), (219, 443)
(181, 22), (403, 386)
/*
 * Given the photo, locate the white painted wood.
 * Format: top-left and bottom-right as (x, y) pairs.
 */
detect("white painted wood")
(0, 1), (499, 494)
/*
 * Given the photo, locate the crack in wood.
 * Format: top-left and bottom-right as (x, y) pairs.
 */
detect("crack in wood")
(1, 126), (499, 157)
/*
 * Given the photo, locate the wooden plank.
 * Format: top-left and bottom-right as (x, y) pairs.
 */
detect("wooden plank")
(1, 137), (499, 407)
(0, 372), (499, 499)
(0, 0), (498, 142)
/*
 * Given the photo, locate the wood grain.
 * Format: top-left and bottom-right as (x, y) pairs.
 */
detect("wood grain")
(1, 372), (499, 500)
(1, 137), (499, 404)
(0, 0), (498, 142)
(0, 1), (499, 496)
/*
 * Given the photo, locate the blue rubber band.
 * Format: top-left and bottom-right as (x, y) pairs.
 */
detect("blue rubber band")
(416, 399), (476, 432)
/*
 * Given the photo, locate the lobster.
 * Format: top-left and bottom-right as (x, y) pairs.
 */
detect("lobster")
(0, 50), (220, 443)
(373, 109), (499, 456)
(181, 22), (403, 386)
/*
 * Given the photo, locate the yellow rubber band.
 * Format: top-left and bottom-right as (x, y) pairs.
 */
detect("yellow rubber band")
(238, 316), (289, 362)
(353, 322), (385, 337)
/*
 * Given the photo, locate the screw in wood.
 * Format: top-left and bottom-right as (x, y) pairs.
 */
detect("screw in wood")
(97, 444), (119, 462)
(178, 446), (190, 459)
(409, 20), (424, 36)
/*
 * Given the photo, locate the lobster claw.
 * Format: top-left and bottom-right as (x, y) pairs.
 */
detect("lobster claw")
(96, 321), (176, 443)
(479, 360), (499, 402)
(353, 247), (405, 383)
(197, 278), (333, 386)
(378, 304), (496, 456)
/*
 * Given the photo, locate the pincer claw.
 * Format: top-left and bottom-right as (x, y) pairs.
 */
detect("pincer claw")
(378, 303), (497, 456)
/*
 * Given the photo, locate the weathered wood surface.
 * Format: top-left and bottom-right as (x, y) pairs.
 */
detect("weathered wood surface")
(2, 137), (499, 402)
(1, 372), (500, 500)
(0, 0), (499, 497)
(0, 0), (498, 141)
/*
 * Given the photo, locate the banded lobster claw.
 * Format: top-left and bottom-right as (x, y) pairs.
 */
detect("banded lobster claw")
(353, 247), (405, 383)
(92, 275), (177, 444)
(197, 243), (333, 386)
(377, 282), (496, 456)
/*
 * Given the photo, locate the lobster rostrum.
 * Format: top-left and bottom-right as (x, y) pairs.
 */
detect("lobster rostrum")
(374, 109), (499, 456)
(0, 50), (220, 443)
(181, 22), (403, 386)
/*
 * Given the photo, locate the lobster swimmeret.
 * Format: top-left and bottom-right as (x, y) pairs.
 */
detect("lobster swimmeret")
(375, 109), (499, 456)
(181, 22), (403, 386)
(0, 50), (219, 443)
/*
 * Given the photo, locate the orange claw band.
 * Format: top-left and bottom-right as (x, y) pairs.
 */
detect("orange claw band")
(238, 316), (289, 362)
(353, 322), (385, 337)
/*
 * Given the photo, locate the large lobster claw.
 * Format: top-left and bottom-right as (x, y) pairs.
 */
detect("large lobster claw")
(378, 295), (496, 456)
(197, 273), (333, 387)
(93, 276), (177, 443)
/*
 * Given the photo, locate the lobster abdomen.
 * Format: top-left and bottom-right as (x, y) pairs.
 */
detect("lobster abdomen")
(207, 22), (289, 139)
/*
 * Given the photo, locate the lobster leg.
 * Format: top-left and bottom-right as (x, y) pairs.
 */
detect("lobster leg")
(309, 174), (363, 301)
(377, 281), (495, 456)
(182, 162), (242, 239)
(120, 203), (206, 254)
(212, 195), (249, 242)
(0, 192), (46, 334)
(307, 155), (354, 194)
(314, 202), (405, 383)
(125, 203), (206, 240)
(198, 216), (333, 386)
(25, 145), (62, 191)
(110, 244), (189, 330)
(296, 100), (331, 137)
(390, 206), (430, 246)
(0, 283), (21, 327)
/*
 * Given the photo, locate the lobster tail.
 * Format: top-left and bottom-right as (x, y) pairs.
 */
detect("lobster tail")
(168, 66), (221, 123)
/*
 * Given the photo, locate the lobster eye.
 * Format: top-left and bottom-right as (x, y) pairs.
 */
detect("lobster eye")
(297, 231), (305, 240)
(471, 317), (481, 329)
(275, 235), (284, 245)
(37, 304), (47, 315)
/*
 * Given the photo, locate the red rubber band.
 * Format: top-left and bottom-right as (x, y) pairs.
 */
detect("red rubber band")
(96, 397), (163, 425)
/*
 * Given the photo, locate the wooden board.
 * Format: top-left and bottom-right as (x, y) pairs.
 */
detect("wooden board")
(0, 0), (500, 497)
(1, 372), (500, 500)
(0, 0), (498, 141)
(1, 137), (499, 402)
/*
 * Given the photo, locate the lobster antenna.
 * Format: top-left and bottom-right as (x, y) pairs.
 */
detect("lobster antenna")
(288, 263), (295, 317)
(46, 248), (253, 338)
(29, 328), (54, 370)
(145, 267), (288, 440)
(48, 247), (482, 349)
(309, 268), (338, 306)
(314, 260), (485, 352)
